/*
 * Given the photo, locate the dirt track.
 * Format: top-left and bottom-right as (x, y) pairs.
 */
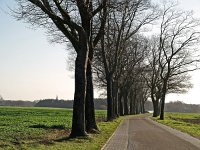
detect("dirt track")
(102, 115), (200, 150)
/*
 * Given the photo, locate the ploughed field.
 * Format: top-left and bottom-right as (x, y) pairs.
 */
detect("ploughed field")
(155, 112), (200, 139)
(0, 106), (107, 149)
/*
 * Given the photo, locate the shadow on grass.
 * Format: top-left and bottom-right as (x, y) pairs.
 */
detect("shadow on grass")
(0, 142), (10, 149)
(6, 125), (72, 148)
(29, 124), (66, 130)
(54, 134), (91, 143)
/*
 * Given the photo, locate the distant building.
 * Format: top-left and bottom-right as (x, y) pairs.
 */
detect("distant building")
(0, 95), (3, 101)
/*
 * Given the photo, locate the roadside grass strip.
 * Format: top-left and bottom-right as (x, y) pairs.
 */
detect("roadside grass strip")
(151, 112), (200, 139)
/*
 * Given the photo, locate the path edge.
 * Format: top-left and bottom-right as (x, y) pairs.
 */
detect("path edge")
(147, 117), (200, 149)
(101, 116), (129, 150)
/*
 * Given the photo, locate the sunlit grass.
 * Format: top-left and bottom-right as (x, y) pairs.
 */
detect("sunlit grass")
(0, 106), (124, 150)
(23, 117), (124, 150)
(0, 107), (72, 143)
(152, 112), (200, 139)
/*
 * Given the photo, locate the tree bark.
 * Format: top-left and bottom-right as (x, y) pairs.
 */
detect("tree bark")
(129, 90), (134, 115)
(123, 91), (129, 115)
(152, 100), (160, 117)
(114, 92), (119, 117)
(101, 32), (114, 121)
(85, 61), (99, 133)
(119, 92), (124, 116)
(140, 99), (145, 114)
(135, 97), (140, 114)
(70, 46), (88, 137)
(107, 75), (114, 121)
(141, 98), (146, 114)
(133, 94), (136, 115)
(160, 81), (167, 120)
(112, 81), (119, 117)
(112, 81), (116, 118)
(130, 99), (133, 115)
(117, 90), (121, 115)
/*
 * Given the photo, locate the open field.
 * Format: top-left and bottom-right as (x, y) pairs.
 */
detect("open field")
(152, 113), (200, 139)
(0, 106), (123, 150)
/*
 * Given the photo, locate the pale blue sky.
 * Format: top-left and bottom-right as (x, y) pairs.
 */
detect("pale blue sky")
(0, 0), (200, 104)
(0, 0), (74, 100)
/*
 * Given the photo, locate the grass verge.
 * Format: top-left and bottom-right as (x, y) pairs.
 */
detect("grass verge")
(24, 117), (124, 150)
(0, 106), (125, 150)
(151, 112), (200, 139)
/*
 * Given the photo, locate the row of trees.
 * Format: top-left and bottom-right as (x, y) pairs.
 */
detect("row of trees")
(93, 0), (200, 120)
(93, 0), (158, 120)
(143, 3), (200, 119)
(14, 0), (200, 137)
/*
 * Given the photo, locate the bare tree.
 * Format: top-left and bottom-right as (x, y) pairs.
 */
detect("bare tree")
(14, 0), (108, 137)
(94, 0), (158, 120)
(143, 37), (162, 117)
(117, 36), (148, 115)
(144, 32), (195, 118)
(157, 3), (200, 120)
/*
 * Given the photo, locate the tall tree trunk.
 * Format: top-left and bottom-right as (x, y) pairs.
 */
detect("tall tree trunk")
(129, 90), (134, 115)
(112, 81), (116, 118)
(141, 98), (145, 114)
(107, 75), (114, 121)
(151, 91), (160, 117)
(119, 92), (124, 116)
(114, 91), (119, 117)
(101, 33), (114, 121)
(85, 61), (99, 133)
(136, 97), (140, 114)
(160, 81), (167, 120)
(112, 81), (119, 117)
(70, 47), (88, 137)
(117, 90), (121, 116)
(140, 99), (144, 114)
(132, 91), (137, 115)
(123, 91), (129, 115)
(132, 94), (136, 115)
(130, 99), (133, 115)
(152, 100), (160, 117)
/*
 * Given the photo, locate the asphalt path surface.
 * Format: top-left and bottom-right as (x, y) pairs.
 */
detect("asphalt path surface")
(102, 115), (200, 150)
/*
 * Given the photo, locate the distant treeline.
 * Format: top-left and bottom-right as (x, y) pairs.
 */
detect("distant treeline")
(0, 100), (36, 107)
(0, 99), (199, 113)
(35, 98), (107, 110)
(0, 98), (107, 110)
(145, 101), (200, 113)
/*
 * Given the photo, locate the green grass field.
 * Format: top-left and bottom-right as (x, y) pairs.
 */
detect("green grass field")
(0, 106), (122, 150)
(152, 112), (200, 139)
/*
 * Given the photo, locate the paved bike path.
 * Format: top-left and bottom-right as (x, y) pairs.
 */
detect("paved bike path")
(102, 115), (200, 150)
